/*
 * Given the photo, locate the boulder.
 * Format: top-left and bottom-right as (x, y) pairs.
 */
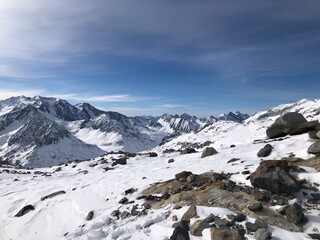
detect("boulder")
(111, 158), (127, 166)
(85, 211), (94, 221)
(266, 112), (307, 138)
(254, 228), (270, 240)
(175, 171), (193, 181)
(309, 130), (320, 139)
(148, 152), (158, 157)
(210, 227), (244, 240)
(118, 197), (128, 204)
(168, 159), (175, 163)
(308, 141), (320, 155)
(284, 203), (306, 225)
(170, 226), (190, 240)
(180, 148), (197, 155)
(201, 147), (217, 158)
(181, 205), (197, 221)
(284, 120), (319, 135)
(257, 144), (273, 157)
(190, 219), (210, 236)
(15, 205), (35, 217)
(248, 203), (263, 212)
(250, 160), (300, 193)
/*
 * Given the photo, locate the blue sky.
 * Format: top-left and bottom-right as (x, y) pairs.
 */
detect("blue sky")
(0, 0), (319, 116)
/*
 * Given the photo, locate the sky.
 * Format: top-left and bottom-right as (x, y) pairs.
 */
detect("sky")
(0, 0), (319, 117)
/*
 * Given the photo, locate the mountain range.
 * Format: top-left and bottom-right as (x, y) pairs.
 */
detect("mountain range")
(0, 96), (249, 167)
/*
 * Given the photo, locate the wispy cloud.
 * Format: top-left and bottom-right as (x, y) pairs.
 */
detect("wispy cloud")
(0, 89), (45, 100)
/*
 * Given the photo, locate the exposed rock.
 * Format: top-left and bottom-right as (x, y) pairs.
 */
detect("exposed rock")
(230, 144), (236, 148)
(190, 219), (210, 236)
(86, 211), (94, 221)
(148, 152), (158, 157)
(309, 130), (320, 139)
(162, 192), (171, 200)
(254, 228), (270, 240)
(170, 226), (190, 240)
(214, 217), (231, 227)
(175, 171), (193, 181)
(110, 210), (120, 217)
(250, 160), (300, 193)
(227, 214), (246, 222)
(121, 211), (130, 219)
(111, 158), (127, 167)
(124, 188), (137, 195)
(284, 203), (306, 225)
(201, 147), (217, 158)
(186, 175), (196, 183)
(257, 144), (273, 157)
(266, 112), (307, 138)
(41, 190), (66, 201)
(246, 222), (259, 232)
(168, 159), (175, 163)
(248, 203), (263, 212)
(284, 120), (319, 135)
(308, 141), (320, 155)
(15, 205), (35, 217)
(180, 148), (197, 155)
(251, 189), (271, 202)
(181, 205), (197, 221)
(118, 197), (129, 204)
(210, 227), (244, 240)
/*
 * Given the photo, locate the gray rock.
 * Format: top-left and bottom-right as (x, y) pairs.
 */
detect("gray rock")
(168, 159), (175, 163)
(121, 211), (130, 219)
(248, 203), (263, 212)
(86, 211), (94, 221)
(308, 141), (320, 155)
(15, 205), (35, 217)
(246, 222), (259, 232)
(210, 227), (244, 240)
(250, 160), (300, 193)
(118, 197), (128, 204)
(284, 120), (319, 135)
(266, 112), (307, 138)
(148, 152), (158, 157)
(201, 147), (217, 158)
(181, 205), (197, 221)
(254, 228), (270, 240)
(284, 203), (306, 225)
(190, 219), (210, 236)
(257, 144), (273, 157)
(170, 226), (190, 240)
(309, 130), (320, 139)
(111, 158), (127, 166)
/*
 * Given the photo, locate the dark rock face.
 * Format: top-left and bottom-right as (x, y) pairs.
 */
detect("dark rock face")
(41, 190), (66, 201)
(266, 112), (307, 138)
(257, 144), (273, 157)
(15, 205), (35, 217)
(111, 158), (127, 166)
(309, 130), (320, 139)
(284, 120), (319, 135)
(201, 147), (217, 158)
(308, 141), (320, 155)
(250, 160), (300, 193)
(254, 228), (270, 240)
(180, 148), (197, 155)
(170, 226), (190, 240)
(147, 152), (158, 157)
(175, 171), (193, 181)
(86, 211), (94, 221)
(189, 219), (210, 236)
(284, 203), (306, 225)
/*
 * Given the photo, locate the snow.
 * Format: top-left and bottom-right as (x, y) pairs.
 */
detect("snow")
(1, 97), (320, 239)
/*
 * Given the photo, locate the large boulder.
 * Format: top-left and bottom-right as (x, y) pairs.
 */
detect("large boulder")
(266, 112), (307, 138)
(257, 144), (273, 157)
(250, 160), (300, 193)
(201, 147), (217, 158)
(284, 120), (319, 135)
(284, 203), (306, 225)
(308, 141), (320, 155)
(190, 219), (210, 236)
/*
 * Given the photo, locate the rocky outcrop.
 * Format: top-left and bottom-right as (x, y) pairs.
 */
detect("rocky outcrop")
(40, 190), (66, 201)
(15, 205), (35, 217)
(266, 112), (307, 138)
(250, 160), (300, 193)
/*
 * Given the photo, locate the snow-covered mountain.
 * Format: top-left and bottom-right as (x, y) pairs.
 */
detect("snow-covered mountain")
(0, 96), (251, 167)
(218, 111), (249, 123)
